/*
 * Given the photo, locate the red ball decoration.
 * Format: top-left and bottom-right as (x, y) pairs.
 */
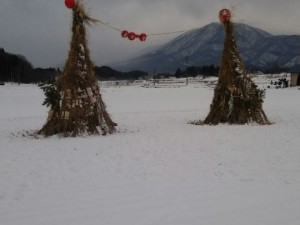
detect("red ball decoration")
(128, 32), (136, 41)
(139, 33), (147, 42)
(85, 98), (91, 103)
(219, 8), (231, 23)
(121, 30), (129, 38)
(65, 0), (76, 9)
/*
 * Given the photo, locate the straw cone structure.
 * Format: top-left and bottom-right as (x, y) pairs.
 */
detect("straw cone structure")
(198, 20), (271, 125)
(39, 2), (116, 137)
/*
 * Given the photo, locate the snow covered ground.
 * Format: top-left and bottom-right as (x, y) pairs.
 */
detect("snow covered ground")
(0, 79), (300, 225)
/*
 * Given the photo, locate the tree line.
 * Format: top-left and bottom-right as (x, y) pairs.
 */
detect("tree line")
(94, 66), (148, 80)
(0, 48), (222, 83)
(0, 48), (148, 83)
(0, 48), (59, 83)
(174, 65), (220, 78)
(1, 47), (293, 84)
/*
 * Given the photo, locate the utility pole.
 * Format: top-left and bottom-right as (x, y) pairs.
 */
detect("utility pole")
(185, 56), (189, 85)
(11, 67), (14, 85)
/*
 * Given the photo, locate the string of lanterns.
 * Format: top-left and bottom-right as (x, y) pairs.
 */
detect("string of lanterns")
(121, 30), (147, 42)
(65, 0), (148, 41)
(64, 0), (189, 42)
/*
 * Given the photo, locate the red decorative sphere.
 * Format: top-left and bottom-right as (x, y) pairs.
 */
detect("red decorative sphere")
(128, 32), (136, 41)
(85, 98), (91, 103)
(219, 9), (231, 23)
(139, 33), (147, 42)
(121, 30), (129, 38)
(65, 0), (76, 9)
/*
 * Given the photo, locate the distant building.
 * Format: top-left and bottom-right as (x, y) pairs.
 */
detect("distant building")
(290, 72), (300, 86)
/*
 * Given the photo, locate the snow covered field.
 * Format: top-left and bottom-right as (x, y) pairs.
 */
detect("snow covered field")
(0, 79), (300, 225)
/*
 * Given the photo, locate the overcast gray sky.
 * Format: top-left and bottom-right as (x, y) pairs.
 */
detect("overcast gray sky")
(1, 0), (299, 68)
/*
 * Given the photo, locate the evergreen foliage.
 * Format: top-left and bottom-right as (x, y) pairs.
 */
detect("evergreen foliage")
(38, 81), (60, 110)
(173, 65), (219, 78)
(94, 66), (148, 80)
(174, 68), (183, 77)
(0, 48), (33, 83)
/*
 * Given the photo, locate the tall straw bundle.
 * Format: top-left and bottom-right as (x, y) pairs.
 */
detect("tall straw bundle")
(39, 2), (116, 137)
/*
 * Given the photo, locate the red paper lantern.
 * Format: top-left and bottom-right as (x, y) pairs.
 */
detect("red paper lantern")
(139, 33), (147, 42)
(65, 0), (76, 9)
(121, 30), (129, 38)
(219, 9), (231, 23)
(128, 32), (136, 41)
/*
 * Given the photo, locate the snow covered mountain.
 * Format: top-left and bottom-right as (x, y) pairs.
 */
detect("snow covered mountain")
(112, 23), (300, 73)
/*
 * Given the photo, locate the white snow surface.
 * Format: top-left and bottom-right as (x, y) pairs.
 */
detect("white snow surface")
(0, 80), (300, 225)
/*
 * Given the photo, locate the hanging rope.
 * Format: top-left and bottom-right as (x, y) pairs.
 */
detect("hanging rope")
(96, 18), (195, 42)
(65, 0), (198, 42)
(148, 31), (187, 36)
(98, 19), (123, 32)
